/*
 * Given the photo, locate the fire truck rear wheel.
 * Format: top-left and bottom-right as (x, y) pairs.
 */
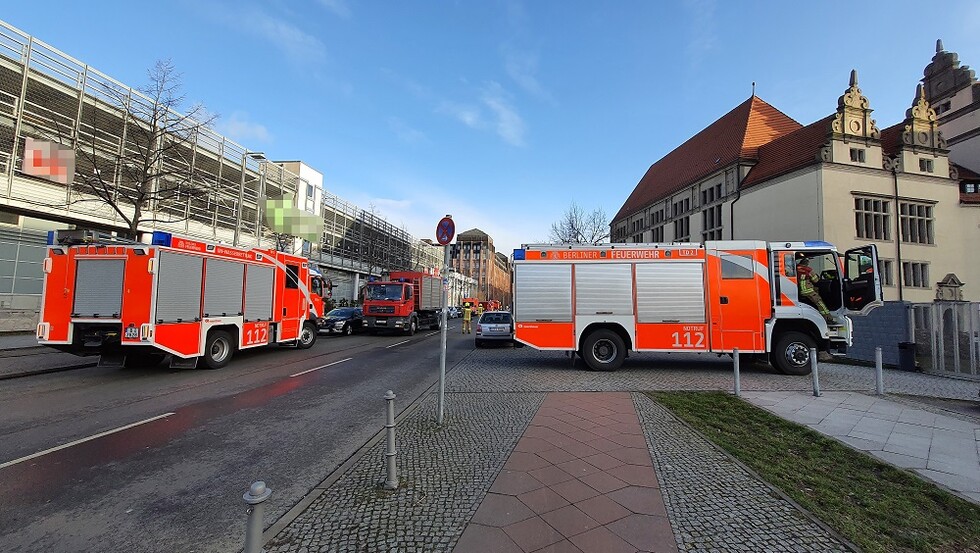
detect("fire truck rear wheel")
(581, 329), (626, 372)
(203, 330), (235, 369)
(772, 331), (815, 375)
(298, 321), (318, 349)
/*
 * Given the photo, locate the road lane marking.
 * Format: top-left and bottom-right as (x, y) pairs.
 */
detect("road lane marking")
(386, 340), (410, 348)
(0, 412), (176, 469)
(290, 357), (353, 377)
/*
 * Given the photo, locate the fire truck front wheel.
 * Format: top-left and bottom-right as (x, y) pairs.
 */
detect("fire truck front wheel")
(297, 321), (318, 349)
(203, 330), (235, 369)
(771, 331), (816, 375)
(581, 329), (626, 371)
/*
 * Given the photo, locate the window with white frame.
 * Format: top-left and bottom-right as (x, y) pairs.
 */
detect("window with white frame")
(899, 201), (934, 244)
(702, 205), (723, 240)
(850, 148), (866, 163)
(902, 261), (930, 288)
(919, 158), (934, 173)
(854, 197), (891, 240)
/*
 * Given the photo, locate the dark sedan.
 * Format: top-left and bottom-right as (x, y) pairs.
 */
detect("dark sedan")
(319, 307), (363, 335)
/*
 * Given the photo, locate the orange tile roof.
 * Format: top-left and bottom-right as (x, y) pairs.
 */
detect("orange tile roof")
(878, 122), (904, 156)
(740, 115), (834, 188)
(614, 96), (801, 221)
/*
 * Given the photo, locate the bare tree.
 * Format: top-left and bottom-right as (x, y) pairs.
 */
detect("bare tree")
(548, 202), (609, 244)
(73, 60), (217, 239)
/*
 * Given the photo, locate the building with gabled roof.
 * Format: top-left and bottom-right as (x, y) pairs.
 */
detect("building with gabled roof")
(450, 228), (512, 308)
(613, 44), (980, 303)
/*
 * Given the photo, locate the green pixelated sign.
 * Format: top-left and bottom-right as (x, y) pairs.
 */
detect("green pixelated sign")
(263, 193), (323, 241)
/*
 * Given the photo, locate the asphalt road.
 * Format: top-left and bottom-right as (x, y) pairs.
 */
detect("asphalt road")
(0, 322), (477, 553)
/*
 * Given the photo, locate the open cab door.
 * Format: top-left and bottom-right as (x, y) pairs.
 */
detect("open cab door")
(842, 244), (883, 315)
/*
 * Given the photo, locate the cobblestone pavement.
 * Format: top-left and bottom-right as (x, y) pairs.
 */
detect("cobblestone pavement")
(266, 392), (544, 553)
(633, 393), (850, 552)
(266, 347), (978, 552)
(449, 348), (980, 401)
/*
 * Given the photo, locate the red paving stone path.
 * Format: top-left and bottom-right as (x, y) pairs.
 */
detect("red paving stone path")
(452, 392), (679, 553)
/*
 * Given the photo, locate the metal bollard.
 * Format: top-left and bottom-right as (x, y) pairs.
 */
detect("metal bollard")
(810, 347), (821, 397)
(875, 346), (884, 395)
(733, 348), (741, 397)
(243, 481), (272, 553)
(384, 390), (399, 490)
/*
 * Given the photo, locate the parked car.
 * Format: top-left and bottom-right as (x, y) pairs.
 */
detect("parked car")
(448, 306), (461, 319)
(475, 311), (514, 347)
(320, 307), (363, 335)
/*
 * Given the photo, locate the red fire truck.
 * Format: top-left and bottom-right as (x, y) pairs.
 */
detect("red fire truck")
(362, 271), (444, 335)
(512, 240), (882, 375)
(36, 230), (327, 369)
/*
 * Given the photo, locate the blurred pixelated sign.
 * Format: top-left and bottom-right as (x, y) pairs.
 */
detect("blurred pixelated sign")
(263, 193), (324, 241)
(23, 138), (75, 185)
(436, 216), (454, 246)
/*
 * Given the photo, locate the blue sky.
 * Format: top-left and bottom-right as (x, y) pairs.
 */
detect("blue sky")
(3, 1), (978, 254)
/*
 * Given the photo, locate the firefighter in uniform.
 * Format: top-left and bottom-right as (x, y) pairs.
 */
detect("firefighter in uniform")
(462, 302), (472, 334)
(797, 257), (835, 324)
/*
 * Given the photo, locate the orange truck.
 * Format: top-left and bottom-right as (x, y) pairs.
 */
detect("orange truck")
(362, 271), (444, 335)
(512, 240), (882, 375)
(36, 230), (327, 369)
(479, 300), (501, 312)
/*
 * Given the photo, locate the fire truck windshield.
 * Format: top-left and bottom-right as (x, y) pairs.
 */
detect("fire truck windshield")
(365, 284), (404, 301)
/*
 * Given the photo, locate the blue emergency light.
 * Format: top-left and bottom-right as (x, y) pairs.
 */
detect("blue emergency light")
(151, 231), (173, 246)
(512, 249), (525, 260)
(803, 241), (833, 248)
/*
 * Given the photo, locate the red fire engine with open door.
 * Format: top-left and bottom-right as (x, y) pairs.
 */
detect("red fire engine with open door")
(512, 240), (882, 374)
(36, 230), (327, 369)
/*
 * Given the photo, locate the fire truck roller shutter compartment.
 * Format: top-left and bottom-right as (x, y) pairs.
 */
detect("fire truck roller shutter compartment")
(636, 262), (706, 323)
(575, 264), (633, 316)
(156, 252), (204, 323)
(73, 259), (125, 318)
(420, 277), (441, 310)
(514, 263), (574, 349)
(244, 264), (274, 321)
(203, 258), (245, 317)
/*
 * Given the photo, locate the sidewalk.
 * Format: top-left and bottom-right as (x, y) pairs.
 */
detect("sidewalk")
(263, 350), (979, 552)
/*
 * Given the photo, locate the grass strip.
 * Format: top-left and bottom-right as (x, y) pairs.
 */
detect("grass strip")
(649, 391), (980, 553)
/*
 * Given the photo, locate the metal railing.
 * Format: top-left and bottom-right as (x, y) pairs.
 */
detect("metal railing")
(910, 301), (980, 379)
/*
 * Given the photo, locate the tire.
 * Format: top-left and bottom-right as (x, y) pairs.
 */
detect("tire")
(343, 323), (353, 336)
(771, 331), (816, 375)
(581, 329), (626, 371)
(203, 330), (235, 369)
(297, 321), (317, 349)
(430, 317), (441, 331)
(405, 318), (417, 336)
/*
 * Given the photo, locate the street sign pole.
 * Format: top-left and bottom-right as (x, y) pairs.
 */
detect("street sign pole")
(438, 244), (449, 424)
(435, 215), (455, 425)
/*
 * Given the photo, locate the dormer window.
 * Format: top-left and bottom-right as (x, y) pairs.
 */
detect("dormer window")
(919, 158), (934, 173)
(849, 148), (866, 163)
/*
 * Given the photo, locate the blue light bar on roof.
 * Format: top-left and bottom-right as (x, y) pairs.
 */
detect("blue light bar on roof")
(46, 230), (56, 245)
(513, 249), (525, 260)
(803, 241), (833, 248)
(151, 231), (173, 247)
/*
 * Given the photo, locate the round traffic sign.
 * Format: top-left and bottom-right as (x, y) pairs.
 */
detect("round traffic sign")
(436, 216), (455, 245)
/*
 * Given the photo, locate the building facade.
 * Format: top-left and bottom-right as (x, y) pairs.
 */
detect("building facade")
(451, 228), (512, 308)
(613, 44), (980, 303)
(0, 19), (442, 315)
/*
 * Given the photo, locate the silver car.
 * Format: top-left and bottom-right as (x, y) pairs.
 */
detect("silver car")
(475, 311), (514, 347)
